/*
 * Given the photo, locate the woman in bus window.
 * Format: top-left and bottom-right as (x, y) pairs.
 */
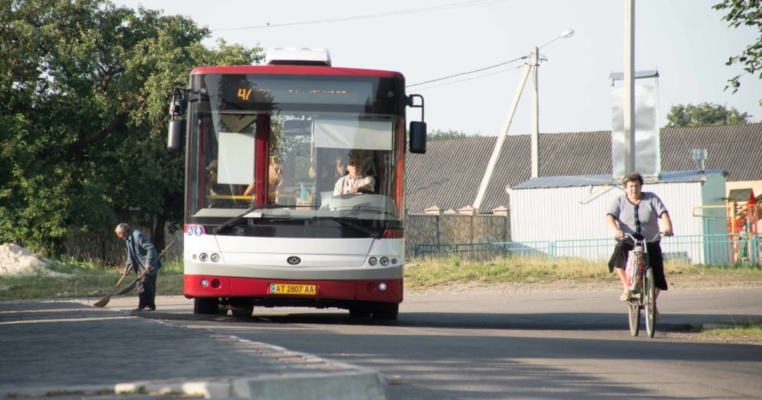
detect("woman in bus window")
(243, 159), (283, 203)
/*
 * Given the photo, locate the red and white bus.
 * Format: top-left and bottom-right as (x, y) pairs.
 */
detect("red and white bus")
(167, 48), (426, 320)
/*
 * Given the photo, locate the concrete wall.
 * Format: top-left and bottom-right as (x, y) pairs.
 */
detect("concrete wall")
(404, 209), (510, 257)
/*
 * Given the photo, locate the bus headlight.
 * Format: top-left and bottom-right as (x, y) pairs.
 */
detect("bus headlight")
(380, 257), (390, 266)
(199, 253), (209, 262)
(210, 253), (220, 263)
(379, 282), (387, 291)
(368, 257), (378, 266)
(200, 279), (209, 287)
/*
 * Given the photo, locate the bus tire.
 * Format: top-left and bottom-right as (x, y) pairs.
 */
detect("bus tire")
(372, 303), (399, 320)
(194, 298), (219, 315)
(231, 303), (254, 317)
(349, 307), (371, 318)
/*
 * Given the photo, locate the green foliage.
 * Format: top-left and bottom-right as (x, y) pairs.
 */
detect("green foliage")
(428, 129), (476, 141)
(664, 102), (751, 128)
(0, 0), (263, 256)
(712, 0), (762, 105)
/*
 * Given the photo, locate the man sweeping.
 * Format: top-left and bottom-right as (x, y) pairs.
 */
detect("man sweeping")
(114, 223), (162, 312)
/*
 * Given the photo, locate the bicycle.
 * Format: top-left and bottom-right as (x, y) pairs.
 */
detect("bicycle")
(622, 233), (661, 338)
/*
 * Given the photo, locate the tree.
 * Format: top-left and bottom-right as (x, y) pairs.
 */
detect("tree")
(428, 129), (477, 141)
(712, 0), (762, 105)
(0, 0), (263, 256)
(663, 103), (751, 128)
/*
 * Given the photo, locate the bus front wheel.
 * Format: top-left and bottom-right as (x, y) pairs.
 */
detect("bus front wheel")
(194, 298), (219, 315)
(372, 303), (399, 320)
(349, 306), (371, 318)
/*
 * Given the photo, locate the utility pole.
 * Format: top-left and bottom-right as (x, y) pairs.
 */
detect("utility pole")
(473, 30), (574, 210)
(624, 0), (636, 174)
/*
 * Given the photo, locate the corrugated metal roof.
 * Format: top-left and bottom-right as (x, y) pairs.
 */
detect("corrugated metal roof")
(509, 169), (727, 190)
(405, 123), (762, 213)
(405, 131), (612, 213)
(660, 123), (762, 181)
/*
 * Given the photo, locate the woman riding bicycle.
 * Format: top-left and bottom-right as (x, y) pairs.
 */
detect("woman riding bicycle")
(606, 172), (674, 310)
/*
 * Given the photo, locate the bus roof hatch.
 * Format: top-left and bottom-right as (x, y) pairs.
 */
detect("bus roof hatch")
(265, 48), (331, 66)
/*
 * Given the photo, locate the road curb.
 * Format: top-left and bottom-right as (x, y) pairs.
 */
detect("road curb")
(110, 336), (389, 400)
(113, 373), (387, 399)
(1, 369), (387, 400)
(0, 384), (116, 399)
(232, 370), (387, 400)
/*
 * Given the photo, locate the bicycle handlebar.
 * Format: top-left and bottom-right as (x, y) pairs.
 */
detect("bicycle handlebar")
(621, 232), (668, 243)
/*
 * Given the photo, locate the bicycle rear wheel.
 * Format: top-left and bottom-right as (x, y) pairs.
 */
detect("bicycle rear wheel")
(644, 268), (656, 337)
(628, 299), (640, 337)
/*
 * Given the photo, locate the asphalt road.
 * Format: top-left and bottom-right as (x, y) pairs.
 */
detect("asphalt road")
(122, 286), (762, 399)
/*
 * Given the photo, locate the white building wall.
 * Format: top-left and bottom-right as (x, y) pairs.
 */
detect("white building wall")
(508, 180), (724, 264)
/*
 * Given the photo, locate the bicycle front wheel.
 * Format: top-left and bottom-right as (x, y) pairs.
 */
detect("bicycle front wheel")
(644, 268), (656, 338)
(628, 300), (640, 337)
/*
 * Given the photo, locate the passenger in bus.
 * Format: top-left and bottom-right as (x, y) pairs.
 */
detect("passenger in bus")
(318, 155), (346, 191)
(318, 164), (331, 190)
(336, 154), (347, 177)
(206, 160), (242, 207)
(243, 160), (283, 203)
(333, 152), (375, 195)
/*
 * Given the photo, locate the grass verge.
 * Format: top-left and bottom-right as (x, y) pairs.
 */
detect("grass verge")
(701, 319), (762, 341)
(404, 256), (762, 289)
(0, 258), (185, 301)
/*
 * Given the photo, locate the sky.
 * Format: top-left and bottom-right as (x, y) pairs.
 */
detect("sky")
(114, 0), (761, 136)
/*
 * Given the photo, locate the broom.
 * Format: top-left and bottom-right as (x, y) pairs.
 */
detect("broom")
(93, 273), (129, 307)
(116, 240), (176, 296)
(93, 240), (176, 307)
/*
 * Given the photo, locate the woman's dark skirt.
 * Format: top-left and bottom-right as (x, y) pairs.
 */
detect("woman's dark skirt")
(608, 240), (668, 290)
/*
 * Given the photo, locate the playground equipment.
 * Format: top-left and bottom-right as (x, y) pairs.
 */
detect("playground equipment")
(692, 189), (761, 264)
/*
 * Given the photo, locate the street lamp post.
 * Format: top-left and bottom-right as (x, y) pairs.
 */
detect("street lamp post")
(473, 29), (574, 211)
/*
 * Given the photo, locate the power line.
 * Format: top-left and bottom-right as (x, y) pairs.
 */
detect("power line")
(409, 65), (525, 91)
(212, 0), (509, 31)
(210, 0), (522, 93)
(407, 56), (527, 88)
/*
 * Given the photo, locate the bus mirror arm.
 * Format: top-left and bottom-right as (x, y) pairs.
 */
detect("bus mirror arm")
(406, 94), (426, 154)
(406, 94), (424, 120)
(167, 87), (188, 151)
(169, 87), (188, 116)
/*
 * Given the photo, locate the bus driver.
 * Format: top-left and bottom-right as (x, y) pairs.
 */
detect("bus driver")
(333, 152), (374, 196)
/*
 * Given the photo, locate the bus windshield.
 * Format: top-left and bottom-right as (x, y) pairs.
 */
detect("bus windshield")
(185, 73), (406, 231)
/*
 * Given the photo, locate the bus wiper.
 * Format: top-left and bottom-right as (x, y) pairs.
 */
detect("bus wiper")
(313, 216), (380, 239)
(213, 204), (272, 234)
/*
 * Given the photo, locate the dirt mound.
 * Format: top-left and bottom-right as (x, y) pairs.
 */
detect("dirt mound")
(0, 243), (67, 277)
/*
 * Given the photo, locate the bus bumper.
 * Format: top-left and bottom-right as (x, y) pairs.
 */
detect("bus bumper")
(184, 275), (403, 303)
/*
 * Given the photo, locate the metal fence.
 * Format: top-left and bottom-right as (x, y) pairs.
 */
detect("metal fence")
(413, 233), (762, 266)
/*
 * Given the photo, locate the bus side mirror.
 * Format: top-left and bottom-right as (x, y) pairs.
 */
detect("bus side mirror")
(167, 87), (187, 152)
(409, 121), (426, 154)
(406, 94), (426, 154)
(167, 119), (185, 151)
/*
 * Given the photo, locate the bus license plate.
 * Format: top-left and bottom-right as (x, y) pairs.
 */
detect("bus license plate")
(269, 283), (317, 296)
